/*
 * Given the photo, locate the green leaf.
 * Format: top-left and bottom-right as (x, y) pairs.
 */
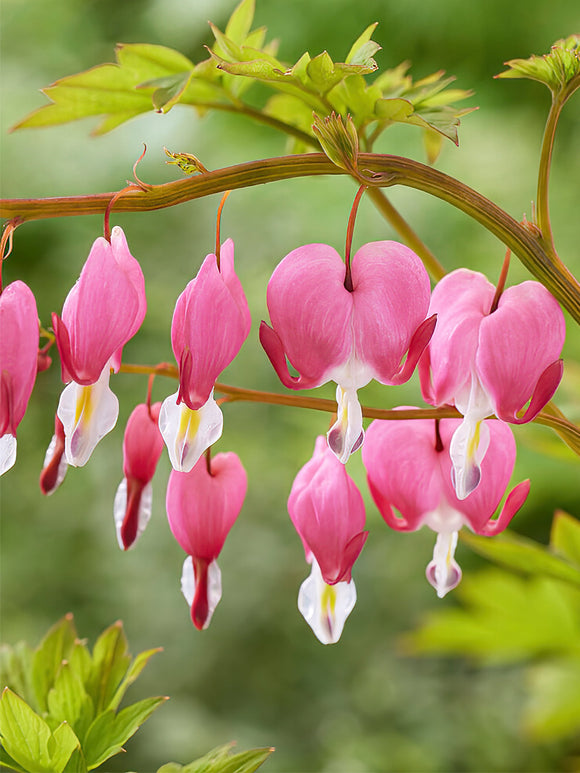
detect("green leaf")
(107, 647), (163, 711)
(224, 0), (255, 46)
(312, 112), (359, 172)
(461, 530), (580, 587)
(551, 511), (580, 567)
(346, 23), (380, 66)
(31, 615), (77, 714)
(0, 642), (35, 710)
(86, 622), (130, 715)
(46, 662), (94, 741)
(0, 688), (55, 773)
(306, 51), (336, 92)
(525, 657), (580, 740)
(0, 746), (28, 773)
(47, 723), (81, 773)
(162, 744), (274, 773)
(137, 72), (194, 113)
(497, 35), (580, 100)
(83, 697), (167, 771)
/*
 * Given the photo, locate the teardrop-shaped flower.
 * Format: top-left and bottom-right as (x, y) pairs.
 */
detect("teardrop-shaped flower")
(419, 269), (564, 498)
(0, 280), (38, 475)
(159, 239), (251, 473)
(39, 414), (67, 494)
(113, 402), (165, 550)
(53, 226), (146, 466)
(362, 415), (530, 598)
(166, 450), (247, 630)
(288, 435), (368, 643)
(260, 241), (434, 463)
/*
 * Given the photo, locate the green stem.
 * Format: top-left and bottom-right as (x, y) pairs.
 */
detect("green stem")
(536, 95), (564, 254)
(2, 152), (579, 322)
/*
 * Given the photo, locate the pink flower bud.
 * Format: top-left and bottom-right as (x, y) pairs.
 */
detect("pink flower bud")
(40, 414), (67, 495)
(166, 451), (247, 629)
(113, 402), (165, 550)
(0, 280), (38, 475)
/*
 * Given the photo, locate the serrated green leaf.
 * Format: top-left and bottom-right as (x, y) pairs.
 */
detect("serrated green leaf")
(497, 35), (580, 100)
(46, 662), (93, 741)
(86, 622), (130, 715)
(47, 723), (80, 773)
(31, 615), (77, 714)
(107, 647), (162, 711)
(225, 0), (255, 46)
(306, 51), (335, 92)
(0, 688), (54, 773)
(461, 530), (580, 587)
(83, 697), (167, 771)
(169, 743), (273, 773)
(263, 94), (315, 137)
(137, 71), (194, 112)
(551, 511), (580, 567)
(212, 747), (274, 773)
(525, 657), (580, 740)
(346, 23), (379, 65)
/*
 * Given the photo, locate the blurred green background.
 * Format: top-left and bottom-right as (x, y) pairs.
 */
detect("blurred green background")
(1, 0), (579, 771)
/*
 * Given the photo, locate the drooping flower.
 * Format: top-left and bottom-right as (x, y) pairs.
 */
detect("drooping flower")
(159, 239), (251, 473)
(362, 415), (530, 598)
(419, 269), (565, 498)
(166, 450), (247, 630)
(260, 241), (435, 463)
(113, 402), (165, 550)
(288, 436), (368, 644)
(0, 280), (38, 475)
(39, 414), (67, 495)
(52, 226), (146, 467)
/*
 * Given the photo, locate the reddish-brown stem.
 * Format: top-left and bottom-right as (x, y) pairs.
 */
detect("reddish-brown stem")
(205, 446), (213, 476)
(146, 373), (155, 416)
(215, 190), (232, 269)
(435, 418), (444, 452)
(490, 248), (511, 313)
(344, 185), (366, 291)
(0, 220), (19, 291)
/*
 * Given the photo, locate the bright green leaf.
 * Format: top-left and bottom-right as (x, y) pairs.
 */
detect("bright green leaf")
(0, 642), (35, 710)
(346, 23), (379, 65)
(423, 127), (444, 164)
(107, 647), (163, 711)
(83, 697), (167, 770)
(46, 662), (93, 741)
(168, 744), (274, 773)
(551, 511), (580, 566)
(0, 745), (28, 772)
(461, 530), (580, 587)
(86, 622), (130, 715)
(31, 615), (77, 714)
(497, 35), (580, 100)
(156, 765), (184, 773)
(224, 0), (255, 46)
(212, 747), (274, 773)
(0, 688), (54, 773)
(47, 723), (81, 773)
(306, 51), (335, 92)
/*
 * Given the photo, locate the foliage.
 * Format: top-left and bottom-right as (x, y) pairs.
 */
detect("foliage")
(156, 744), (273, 773)
(403, 512), (580, 742)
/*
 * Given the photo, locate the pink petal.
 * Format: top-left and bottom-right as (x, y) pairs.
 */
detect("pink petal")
(0, 281), (38, 435)
(419, 269), (495, 407)
(362, 417), (442, 530)
(166, 451), (247, 561)
(351, 241), (431, 383)
(171, 248), (250, 410)
(477, 282), (565, 423)
(476, 479), (530, 536)
(40, 414), (67, 495)
(264, 244), (353, 387)
(122, 402), (164, 482)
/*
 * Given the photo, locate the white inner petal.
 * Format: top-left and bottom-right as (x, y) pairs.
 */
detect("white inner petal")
(327, 385), (364, 464)
(451, 374), (493, 499)
(159, 389), (223, 473)
(113, 478), (152, 550)
(0, 434), (17, 476)
(425, 531), (462, 598)
(297, 558), (357, 645)
(58, 364), (119, 467)
(180, 556), (223, 630)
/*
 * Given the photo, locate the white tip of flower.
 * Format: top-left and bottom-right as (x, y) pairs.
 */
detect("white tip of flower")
(449, 416), (490, 499)
(0, 434), (17, 476)
(113, 478), (152, 550)
(57, 366), (119, 467)
(298, 558), (356, 644)
(426, 531), (462, 598)
(159, 390), (223, 473)
(327, 385), (364, 464)
(181, 556), (223, 630)
(41, 433), (68, 494)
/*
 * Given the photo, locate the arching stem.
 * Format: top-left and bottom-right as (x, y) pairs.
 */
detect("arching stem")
(344, 185), (366, 291)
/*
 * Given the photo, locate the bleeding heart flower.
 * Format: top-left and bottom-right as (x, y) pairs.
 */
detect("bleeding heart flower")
(0, 280), (38, 475)
(113, 402), (165, 550)
(53, 226), (146, 467)
(260, 241), (435, 463)
(288, 436), (368, 644)
(362, 414), (530, 598)
(39, 414), (67, 495)
(166, 450), (247, 630)
(159, 239), (251, 473)
(419, 269), (565, 498)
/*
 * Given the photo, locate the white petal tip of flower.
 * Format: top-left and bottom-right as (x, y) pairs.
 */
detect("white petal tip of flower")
(298, 559), (356, 644)
(426, 531), (462, 598)
(58, 367), (119, 467)
(159, 391), (223, 473)
(181, 556), (223, 630)
(326, 386), (364, 464)
(450, 415), (491, 500)
(0, 434), (17, 476)
(113, 478), (152, 550)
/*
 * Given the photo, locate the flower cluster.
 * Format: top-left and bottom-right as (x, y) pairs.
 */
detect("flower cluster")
(0, 195), (566, 642)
